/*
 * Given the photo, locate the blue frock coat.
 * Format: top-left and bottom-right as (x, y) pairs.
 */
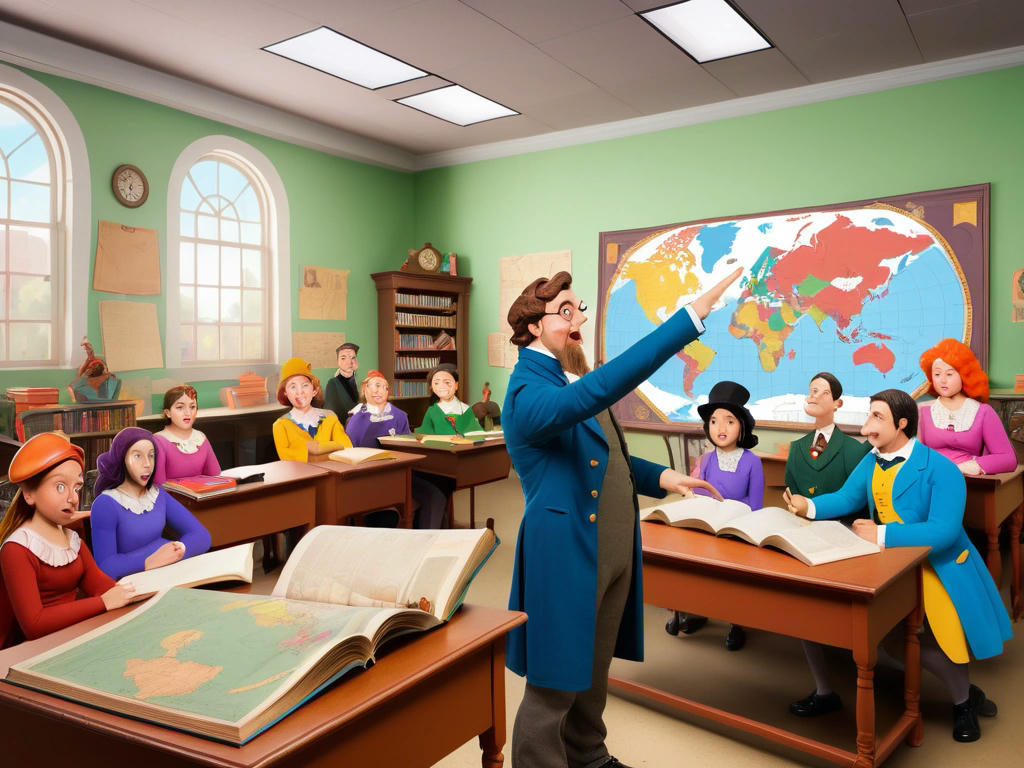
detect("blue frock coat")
(504, 307), (700, 690)
(813, 441), (1012, 660)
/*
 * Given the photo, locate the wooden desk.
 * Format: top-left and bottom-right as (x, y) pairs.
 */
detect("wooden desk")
(311, 450), (425, 528)
(964, 466), (1024, 619)
(611, 523), (928, 768)
(0, 604), (525, 768)
(166, 461), (328, 549)
(379, 438), (512, 528)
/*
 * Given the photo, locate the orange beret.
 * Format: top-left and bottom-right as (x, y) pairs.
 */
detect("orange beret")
(8, 432), (85, 484)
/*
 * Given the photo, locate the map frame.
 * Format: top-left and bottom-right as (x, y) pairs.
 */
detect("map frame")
(597, 183), (989, 432)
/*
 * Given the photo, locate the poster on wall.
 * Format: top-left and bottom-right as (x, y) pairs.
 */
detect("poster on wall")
(596, 184), (988, 431)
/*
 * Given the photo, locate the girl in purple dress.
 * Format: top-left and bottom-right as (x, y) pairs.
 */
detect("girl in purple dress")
(918, 339), (1016, 475)
(90, 427), (212, 581)
(152, 385), (222, 485)
(667, 380), (764, 651)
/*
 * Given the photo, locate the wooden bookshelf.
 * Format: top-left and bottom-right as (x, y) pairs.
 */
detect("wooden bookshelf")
(18, 401), (137, 470)
(372, 271), (472, 427)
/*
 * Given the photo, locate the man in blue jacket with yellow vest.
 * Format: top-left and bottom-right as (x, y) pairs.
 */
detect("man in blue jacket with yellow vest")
(503, 267), (739, 768)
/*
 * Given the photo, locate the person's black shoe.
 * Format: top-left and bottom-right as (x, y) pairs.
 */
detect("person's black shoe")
(678, 614), (708, 634)
(952, 697), (980, 742)
(598, 758), (633, 768)
(969, 684), (997, 717)
(665, 611), (681, 636)
(790, 690), (842, 717)
(725, 624), (746, 651)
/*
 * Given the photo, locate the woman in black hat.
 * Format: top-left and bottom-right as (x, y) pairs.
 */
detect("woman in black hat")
(666, 380), (764, 650)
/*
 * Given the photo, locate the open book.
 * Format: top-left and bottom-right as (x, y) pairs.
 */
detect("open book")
(161, 475), (237, 499)
(5, 525), (497, 745)
(328, 446), (397, 464)
(120, 542), (254, 600)
(641, 496), (880, 566)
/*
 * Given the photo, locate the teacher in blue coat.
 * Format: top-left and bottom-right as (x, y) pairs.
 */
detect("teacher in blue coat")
(503, 267), (739, 768)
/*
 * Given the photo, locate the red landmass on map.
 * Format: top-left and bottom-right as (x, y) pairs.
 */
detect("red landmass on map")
(853, 342), (896, 373)
(677, 349), (701, 396)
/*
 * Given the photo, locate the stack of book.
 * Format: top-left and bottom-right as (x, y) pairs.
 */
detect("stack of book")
(220, 371), (270, 408)
(5, 387), (60, 414)
(431, 330), (455, 350)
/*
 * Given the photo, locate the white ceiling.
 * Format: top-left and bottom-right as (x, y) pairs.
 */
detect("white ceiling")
(1, 0), (1023, 170)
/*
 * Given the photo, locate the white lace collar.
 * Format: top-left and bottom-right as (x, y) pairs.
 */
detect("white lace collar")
(360, 402), (398, 422)
(102, 485), (160, 515)
(156, 428), (207, 455)
(715, 447), (744, 473)
(437, 399), (470, 415)
(288, 407), (330, 430)
(929, 398), (980, 433)
(1, 526), (81, 567)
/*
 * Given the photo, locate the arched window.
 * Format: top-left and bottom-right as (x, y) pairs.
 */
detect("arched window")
(167, 136), (290, 375)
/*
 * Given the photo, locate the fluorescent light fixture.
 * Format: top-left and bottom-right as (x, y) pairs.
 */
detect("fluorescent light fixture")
(264, 26), (427, 89)
(641, 0), (771, 63)
(396, 85), (518, 126)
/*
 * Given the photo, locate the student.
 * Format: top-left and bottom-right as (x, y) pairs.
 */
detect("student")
(668, 380), (763, 651)
(784, 372), (871, 717)
(324, 342), (360, 426)
(918, 338), (1016, 475)
(346, 370), (447, 528)
(784, 389), (1012, 741)
(0, 433), (135, 648)
(152, 384), (222, 485)
(90, 427), (212, 582)
(415, 363), (483, 435)
(272, 357), (352, 461)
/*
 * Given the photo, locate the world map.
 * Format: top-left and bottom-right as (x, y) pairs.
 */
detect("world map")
(603, 206), (969, 426)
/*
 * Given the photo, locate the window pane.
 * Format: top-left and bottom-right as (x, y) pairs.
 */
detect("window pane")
(0, 323), (5, 358)
(196, 243), (218, 284)
(180, 176), (201, 211)
(196, 286), (218, 323)
(221, 218), (240, 243)
(221, 288), (241, 322)
(0, 278), (6, 320)
(0, 180), (8, 219)
(8, 322), (49, 361)
(236, 186), (260, 221)
(0, 224), (6, 271)
(197, 214), (217, 240)
(179, 286), (195, 322)
(221, 246), (240, 287)
(10, 180), (50, 222)
(243, 325), (263, 359)
(242, 249), (262, 287)
(8, 226), (50, 274)
(179, 211), (195, 238)
(240, 221), (261, 245)
(220, 325), (240, 360)
(196, 324), (218, 361)
(219, 163), (248, 202)
(179, 241), (195, 283)
(242, 289), (262, 323)
(190, 161), (217, 194)
(0, 104), (34, 155)
(180, 324), (195, 361)
(10, 274), (51, 320)
(8, 134), (50, 182)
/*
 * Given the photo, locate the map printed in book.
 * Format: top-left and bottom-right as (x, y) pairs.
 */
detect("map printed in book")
(5, 525), (498, 746)
(327, 446), (397, 464)
(161, 475), (237, 499)
(641, 496), (880, 566)
(120, 542), (254, 601)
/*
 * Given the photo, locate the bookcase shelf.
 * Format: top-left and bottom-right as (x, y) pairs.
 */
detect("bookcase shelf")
(372, 271), (472, 427)
(18, 401), (137, 470)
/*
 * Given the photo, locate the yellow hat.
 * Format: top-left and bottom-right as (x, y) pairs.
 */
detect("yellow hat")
(9, 432), (85, 484)
(277, 357), (321, 406)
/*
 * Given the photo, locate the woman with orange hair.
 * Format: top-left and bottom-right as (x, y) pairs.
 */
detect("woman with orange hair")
(918, 339), (1016, 475)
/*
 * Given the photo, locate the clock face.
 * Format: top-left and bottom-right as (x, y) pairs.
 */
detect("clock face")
(112, 164), (148, 208)
(417, 247), (440, 272)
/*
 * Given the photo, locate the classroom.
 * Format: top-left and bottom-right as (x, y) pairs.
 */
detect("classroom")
(1, 2), (1023, 766)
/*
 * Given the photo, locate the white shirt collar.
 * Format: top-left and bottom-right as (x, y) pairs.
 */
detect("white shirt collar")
(872, 437), (916, 462)
(525, 339), (579, 382)
(814, 423), (836, 443)
(437, 398), (469, 415)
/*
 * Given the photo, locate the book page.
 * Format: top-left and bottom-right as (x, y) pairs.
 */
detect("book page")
(763, 520), (881, 566)
(641, 496), (752, 532)
(273, 526), (493, 621)
(120, 543), (254, 598)
(328, 447), (395, 464)
(220, 462), (282, 478)
(718, 506), (801, 545)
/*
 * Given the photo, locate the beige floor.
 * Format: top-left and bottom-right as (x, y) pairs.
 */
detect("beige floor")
(259, 471), (1021, 768)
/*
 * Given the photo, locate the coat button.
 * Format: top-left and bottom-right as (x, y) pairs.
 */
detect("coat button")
(589, 514), (597, 522)
(590, 459), (599, 467)
(591, 490), (598, 498)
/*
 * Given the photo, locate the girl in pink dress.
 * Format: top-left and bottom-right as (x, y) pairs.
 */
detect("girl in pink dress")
(152, 384), (222, 485)
(918, 339), (1016, 476)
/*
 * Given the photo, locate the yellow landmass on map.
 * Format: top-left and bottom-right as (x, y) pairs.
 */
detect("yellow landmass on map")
(728, 300), (799, 372)
(621, 260), (701, 326)
(682, 339), (715, 370)
(806, 304), (827, 328)
(124, 629), (222, 700)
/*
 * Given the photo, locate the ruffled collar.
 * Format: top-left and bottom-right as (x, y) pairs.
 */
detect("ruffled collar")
(715, 447), (744, 473)
(102, 485), (160, 515)
(1, 526), (81, 567)
(929, 398), (980, 433)
(357, 402), (399, 422)
(156, 428), (207, 455)
(288, 407), (330, 430)
(437, 399), (470, 416)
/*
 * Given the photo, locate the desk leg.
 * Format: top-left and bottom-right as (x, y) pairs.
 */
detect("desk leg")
(478, 641), (507, 768)
(401, 469), (414, 528)
(1010, 504), (1023, 621)
(983, 495), (1002, 585)
(905, 593), (924, 747)
(470, 487), (476, 529)
(853, 659), (876, 768)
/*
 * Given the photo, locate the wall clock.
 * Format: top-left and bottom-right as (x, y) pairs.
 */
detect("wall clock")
(403, 242), (443, 273)
(111, 163), (149, 208)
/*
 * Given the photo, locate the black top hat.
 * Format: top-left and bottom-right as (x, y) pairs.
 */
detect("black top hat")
(697, 381), (758, 449)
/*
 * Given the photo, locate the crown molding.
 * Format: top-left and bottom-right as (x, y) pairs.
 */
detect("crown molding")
(0, 20), (418, 172)
(414, 45), (1024, 170)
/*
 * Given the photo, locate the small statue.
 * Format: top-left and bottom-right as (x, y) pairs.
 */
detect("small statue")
(471, 381), (501, 431)
(69, 337), (121, 402)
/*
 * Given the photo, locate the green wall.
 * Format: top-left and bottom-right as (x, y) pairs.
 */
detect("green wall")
(0, 66), (415, 411)
(412, 65), (1024, 460)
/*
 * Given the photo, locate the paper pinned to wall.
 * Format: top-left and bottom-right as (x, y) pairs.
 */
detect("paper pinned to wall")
(488, 332), (517, 369)
(99, 301), (164, 372)
(298, 265), (349, 320)
(93, 221), (162, 295)
(1013, 269), (1024, 323)
(494, 250), (571, 369)
(292, 332), (346, 370)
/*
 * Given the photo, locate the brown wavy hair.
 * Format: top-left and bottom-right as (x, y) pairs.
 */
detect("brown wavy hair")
(919, 339), (988, 402)
(162, 384), (199, 423)
(507, 271), (573, 348)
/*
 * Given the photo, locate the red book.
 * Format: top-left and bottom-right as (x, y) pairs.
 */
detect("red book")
(162, 475), (237, 499)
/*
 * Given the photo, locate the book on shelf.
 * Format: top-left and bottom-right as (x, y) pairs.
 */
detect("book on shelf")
(161, 475), (238, 499)
(121, 543), (254, 600)
(328, 447), (397, 465)
(431, 330), (455, 350)
(641, 496), (880, 566)
(5, 525), (498, 745)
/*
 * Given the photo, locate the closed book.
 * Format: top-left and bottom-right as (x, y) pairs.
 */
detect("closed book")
(328, 447), (397, 465)
(162, 475), (237, 499)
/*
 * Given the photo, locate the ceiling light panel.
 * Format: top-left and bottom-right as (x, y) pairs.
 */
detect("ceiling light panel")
(397, 85), (518, 126)
(641, 0), (771, 63)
